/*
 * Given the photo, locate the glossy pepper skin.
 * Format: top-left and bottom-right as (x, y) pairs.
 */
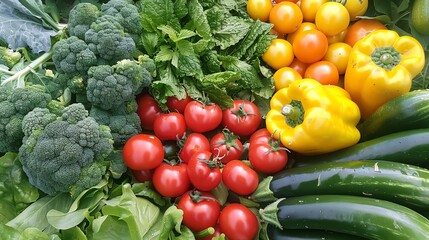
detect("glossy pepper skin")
(344, 29), (425, 119)
(266, 78), (361, 155)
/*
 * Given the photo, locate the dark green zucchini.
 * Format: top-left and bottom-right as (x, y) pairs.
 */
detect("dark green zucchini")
(267, 225), (366, 240)
(252, 160), (429, 210)
(260, 195), (429, 240)
(292, 128), (429, 168)
(358, 90), (429, 141)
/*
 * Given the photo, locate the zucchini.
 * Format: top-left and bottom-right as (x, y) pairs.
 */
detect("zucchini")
(267, 225), (366, 240)
(411, 0), (429, 35)
(252, 160), (429, 210)
(292, 128), (429, 168)
(260, 195), (429, 240)
(358, 90), (429, 141)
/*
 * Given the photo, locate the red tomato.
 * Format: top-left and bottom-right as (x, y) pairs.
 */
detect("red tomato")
(132, 169), (153, 182)
(304, 60), (339, 85)
(249, 128), (272, 145)
(136, 93), (162, 130)
(178, 190), (221, 232)
(219, 203), (259, 240)
(152, 163), (191, 198)
(184, 101), (222, 133)
(178, 133), (211, 163)
(210, 130), (244, 164)
(289, 57), (309, 77)
(122, 134), (164, 170)
(153, 112), (187, 141)
(249, 140), (289, 174)
(187, 150), (222, 191)
(166, 93), (192, 114)
(222, 160), (259, 196)
(222, 100), (262, 137)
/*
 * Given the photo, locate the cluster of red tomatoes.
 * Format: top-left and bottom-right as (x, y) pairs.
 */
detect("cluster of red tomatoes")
(122, 93), (289, 239)
(247, 0), (387, 90)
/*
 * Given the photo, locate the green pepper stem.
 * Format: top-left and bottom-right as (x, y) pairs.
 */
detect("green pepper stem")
(371, 46), (401, 70)
(281, 100), (304, 128)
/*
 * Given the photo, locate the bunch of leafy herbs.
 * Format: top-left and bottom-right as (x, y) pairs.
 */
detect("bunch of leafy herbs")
(138, 0), (276, 115)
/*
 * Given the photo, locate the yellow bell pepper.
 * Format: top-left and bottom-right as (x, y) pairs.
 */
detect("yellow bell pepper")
(344, 29), (425, 119)
(266, 78), (361, 155)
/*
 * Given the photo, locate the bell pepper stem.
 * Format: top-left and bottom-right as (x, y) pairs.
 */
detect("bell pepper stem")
(281, 100), (304, 128)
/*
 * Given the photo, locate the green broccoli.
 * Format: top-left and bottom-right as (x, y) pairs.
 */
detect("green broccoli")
(0, 86), (52, 153)
(100, 0), (142, 36)
(19, 103), (114, 198)
(0, 47), (21, 69)
(52, 36), (98, 76)
(67, 3), (101, 40)
(86, 59), (152, 110)
(90, 100), (142, 146)
(85, 15), (136, 64)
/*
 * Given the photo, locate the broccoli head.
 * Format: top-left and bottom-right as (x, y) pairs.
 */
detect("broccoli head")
(19, 103), (114, 198)
(52, 36), (98, 76)
(0, 86), (52, 153)
(67, 3), (101, 40)
(90, 100), (142, 146)
(0, 46), (21, 69)
(85, 15), (136, 64)
(86, 59), (152, 110)
(100, 0), (142, 36)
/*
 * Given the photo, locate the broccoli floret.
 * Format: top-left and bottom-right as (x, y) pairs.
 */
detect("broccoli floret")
(21, 107), (57, 136)
(100, 0), (142, 36)
(106, 149), (127, 179)
(85, 15), (136, 64)
(19, 103), (114, 198)
(52, 36), (98, 76)
(90, 100), (141, 146)
(138, 54), (157, 78)
(86, 59), (152, 110)
(0, 46), (21, 69)
(0, 86), (52, 153)
(68, 3), (101, 40)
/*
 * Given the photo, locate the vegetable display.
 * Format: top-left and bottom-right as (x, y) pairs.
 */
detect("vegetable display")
(0, 0), (429, 239)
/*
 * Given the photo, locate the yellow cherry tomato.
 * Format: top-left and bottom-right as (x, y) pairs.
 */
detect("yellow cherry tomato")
(287, 22), (317, 44)
(327, 28), (348, 44)
(337, 0), (369, 21)
(315, 2), (350, 36)
(262, 39), (294, 70)
(273, 67), (302, 90)
(300, 0), (328, 22)
(323, 42), (352, 74)
(269, 1), (303, 35)
(247, 0), (273, 22)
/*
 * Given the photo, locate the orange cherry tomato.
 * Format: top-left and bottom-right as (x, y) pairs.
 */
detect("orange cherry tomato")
(289, 58), (309, 77)
(304, 60), (339, 85)
(273, 67), (303, 91)
(315, 2), (350, 36)
(269, 2), (303, 35)
(262, 39), (294, 70)
(292, 29), (328, 64)
(247, 0), (273, 22)
(323, 42), (352, 74)
(286, 22), (317, 44)
(344, 19), (387, 47)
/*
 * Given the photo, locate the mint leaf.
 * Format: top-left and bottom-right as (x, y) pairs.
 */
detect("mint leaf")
(140, 0), (181, 32)
(188, 0), (211, 40)
(219, 55), (264, 89)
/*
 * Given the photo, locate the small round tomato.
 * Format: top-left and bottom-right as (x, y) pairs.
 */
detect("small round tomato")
(249, 128), (272, 145)
(340, 0), (369, 21)
(262, 38), (294, 70)
(152, 163), (191, 198)
(210, 130), (244, 164)
(275, 0), (299, 3)
(122, 134), (164, 170)
(292, 29), (328, 64)
(286, 22), (317, 44)
(273, 67), (302, 90)
(187, 150), (222, 191)
(219, 203), (259, 240)
(249, 140), (288, 174)
(132, 169), (153, 182)
(247, 0), (273, 22)
(166, 92), (192, 114)
(222, 100), (262, 137)
(153, 112), (187, 141)
(304, 60), (339, 85)
(136, 93), (162, 130)
(323, 42), (352, 74)
(269, 1), (303, 35)
(315, 2), (350, 36)
(222, 160), (259, 196)
(327, 28), (348, 44)
(178, 133), (211, 163)
(178, 190), (221, 232)
(344, 19), (387, 47)
(300, 0), (328, 22)
(289, 57), (309, 77)
(184, 101), (222, 133)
